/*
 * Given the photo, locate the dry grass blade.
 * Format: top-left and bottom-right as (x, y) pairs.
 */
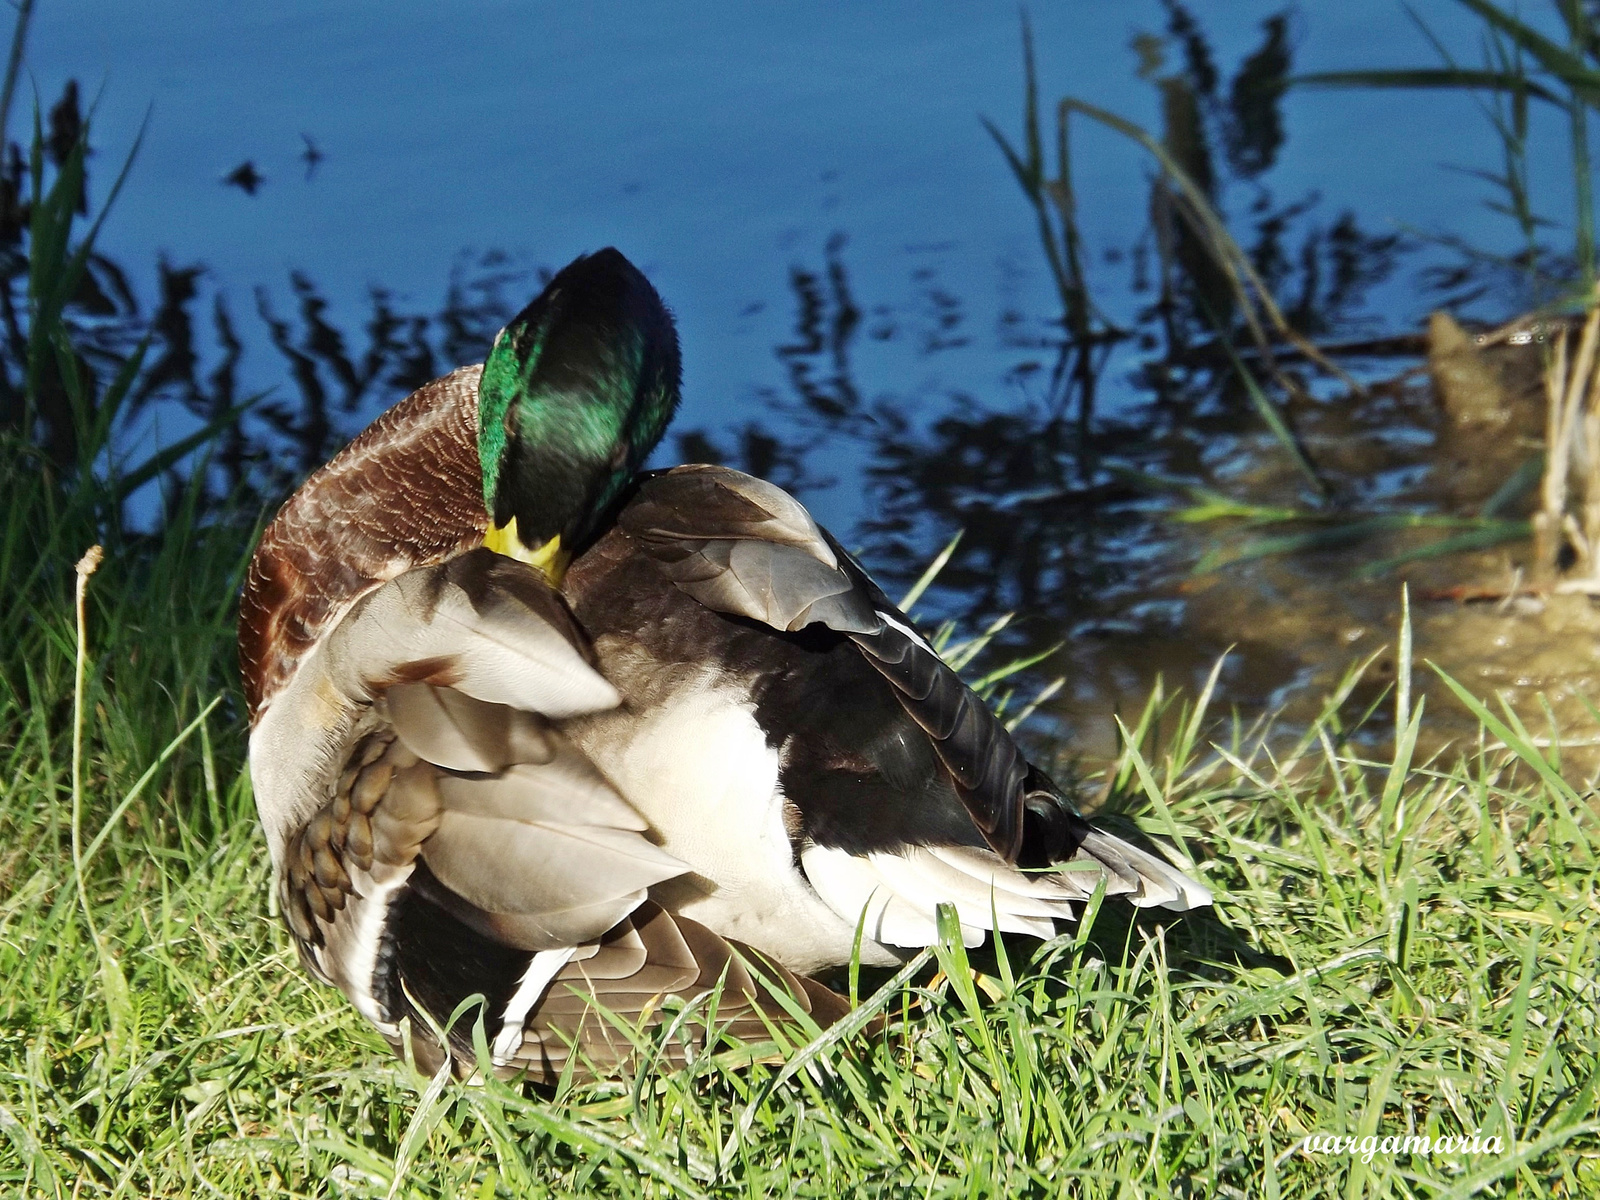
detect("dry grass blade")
(70, 542), (103, 939)
(1538, 305), (1600, 583)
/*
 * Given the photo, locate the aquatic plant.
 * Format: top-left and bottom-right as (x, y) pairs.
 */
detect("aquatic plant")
(980, 8), (1600, 591)
(1297, 1), (1600, 588)
(985, 7), (1411, 499)
(1299, 0), (1600, 304)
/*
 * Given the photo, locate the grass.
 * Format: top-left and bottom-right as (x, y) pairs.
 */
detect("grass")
(1, 5), (1597, 1192)
(1, 476), (1597, 1198)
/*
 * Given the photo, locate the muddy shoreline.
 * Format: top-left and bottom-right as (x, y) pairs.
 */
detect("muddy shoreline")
(1031, 314), (1600, 775)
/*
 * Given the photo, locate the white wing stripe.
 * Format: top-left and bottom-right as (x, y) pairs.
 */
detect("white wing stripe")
(492, 947), (578, 1063)
(316, 862), (415, 1038)
(876, 611), (934, 653)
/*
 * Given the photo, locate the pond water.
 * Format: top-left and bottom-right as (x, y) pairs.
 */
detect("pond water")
(24, 1), (1600, 766)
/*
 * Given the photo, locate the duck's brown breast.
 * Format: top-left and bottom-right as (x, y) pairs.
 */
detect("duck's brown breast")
(239, 365), (490, 721)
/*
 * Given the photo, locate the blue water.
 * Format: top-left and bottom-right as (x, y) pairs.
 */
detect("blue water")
(27, 0), (1586, 528)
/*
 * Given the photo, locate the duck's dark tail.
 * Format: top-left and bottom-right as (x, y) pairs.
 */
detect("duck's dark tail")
(1019, 767), (1212, 911)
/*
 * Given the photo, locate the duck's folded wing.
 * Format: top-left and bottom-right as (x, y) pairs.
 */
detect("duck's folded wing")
(618, 465), (1035, 860)
(253, 548), (840, 1079)
(616, 464), (884, 635)
(617, 465), (1210, 920)
(249, 548), (621, 866)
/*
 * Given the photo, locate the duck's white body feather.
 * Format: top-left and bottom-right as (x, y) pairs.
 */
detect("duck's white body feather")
(566, 676), (904, 972)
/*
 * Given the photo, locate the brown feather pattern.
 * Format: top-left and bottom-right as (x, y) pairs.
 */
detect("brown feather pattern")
(284, 714), (852, 1083)
(429, 902), (854, 1084)
(281, 729), (433, 955)
(239, 365), (488, 720)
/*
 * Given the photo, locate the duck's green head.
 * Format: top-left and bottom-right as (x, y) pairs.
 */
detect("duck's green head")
(477, 248), (681, 583)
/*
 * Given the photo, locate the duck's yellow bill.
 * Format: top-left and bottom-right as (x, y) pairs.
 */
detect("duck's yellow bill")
(483, 517), (570, 586)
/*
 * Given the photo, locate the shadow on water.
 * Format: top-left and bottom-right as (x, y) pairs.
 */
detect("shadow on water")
(0, 79), (548, 515)
(10, 2), (1600, 774)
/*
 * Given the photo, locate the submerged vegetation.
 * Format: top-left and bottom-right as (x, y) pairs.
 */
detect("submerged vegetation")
(2, 0), (1600, 1196)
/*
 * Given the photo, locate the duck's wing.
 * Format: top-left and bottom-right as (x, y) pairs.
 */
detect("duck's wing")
(615, 465), (1210, 943)
(250, 547), (846, 1080)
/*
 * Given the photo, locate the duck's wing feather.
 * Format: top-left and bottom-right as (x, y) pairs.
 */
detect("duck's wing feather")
(617, 465), (1032, 856)
(255, 547), (848, 1080)
(616, 464), (882, 635)
(618, 465), (1032, 862)
(615, 465), (1211, 927)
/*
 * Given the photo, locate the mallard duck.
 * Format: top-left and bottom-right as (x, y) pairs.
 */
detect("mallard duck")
(239, 248), (1210, 1081)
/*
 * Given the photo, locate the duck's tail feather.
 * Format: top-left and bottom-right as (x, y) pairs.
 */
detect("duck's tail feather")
(1071, 827), (1213, 910)
(1016, 767), (1211, 911)
(801, 829), (1209, 953)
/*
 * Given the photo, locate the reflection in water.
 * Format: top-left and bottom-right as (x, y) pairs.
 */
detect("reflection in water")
(0, 80), (565, 514)
(222, 162), (264, 196)
(299, 135), (323, 182)
(3, 0), (1569, 768)
(662, 7), (1409, 647)
(1134, 5), (1404, 363)
(20, 159), (540, 510)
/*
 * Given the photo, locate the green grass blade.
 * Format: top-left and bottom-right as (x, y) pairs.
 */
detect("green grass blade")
(1355, 521), (1531, 578)
(1293, 66), (1563, 106)
(1428, 661), (1591, 854)
(1454, 0), (1600, 99)
(897, 530), (962, 613)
